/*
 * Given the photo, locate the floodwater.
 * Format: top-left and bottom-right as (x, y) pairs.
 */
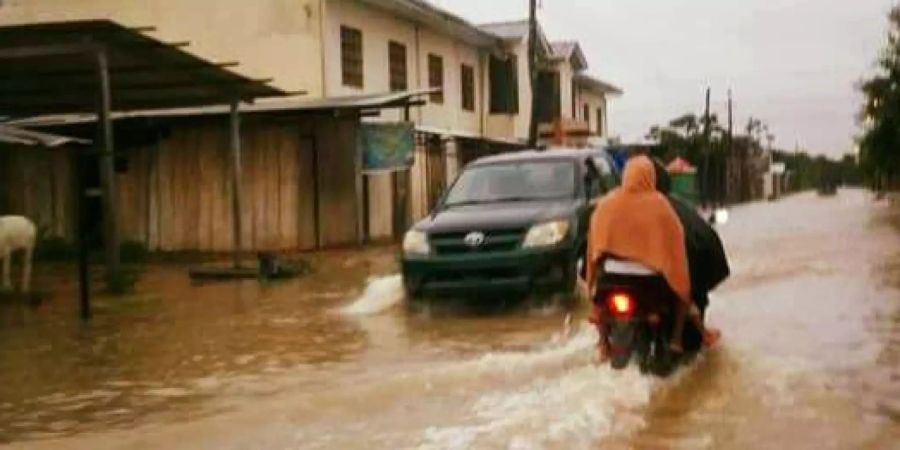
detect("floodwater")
(0, 189), (898, 449)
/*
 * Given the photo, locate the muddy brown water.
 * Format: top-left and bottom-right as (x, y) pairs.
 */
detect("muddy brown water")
(0, 190), (898, 449)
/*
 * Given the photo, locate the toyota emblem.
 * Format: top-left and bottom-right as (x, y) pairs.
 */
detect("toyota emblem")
(463, 231), (485, 248)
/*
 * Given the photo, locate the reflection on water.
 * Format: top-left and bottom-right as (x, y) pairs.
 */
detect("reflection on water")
(0, 248), (392, 442)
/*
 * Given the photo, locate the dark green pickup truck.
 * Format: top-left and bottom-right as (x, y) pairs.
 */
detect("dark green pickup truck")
(401, 148), (620, 299)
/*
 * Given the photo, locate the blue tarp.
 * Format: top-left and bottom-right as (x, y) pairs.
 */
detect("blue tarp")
(359, 122), (415, 173)
(605, 146), (629, 173)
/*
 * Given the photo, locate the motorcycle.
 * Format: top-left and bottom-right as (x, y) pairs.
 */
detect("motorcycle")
(595, 258), (702, 377)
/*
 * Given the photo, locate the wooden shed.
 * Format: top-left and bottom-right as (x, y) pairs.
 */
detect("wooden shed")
(2, 90), (432, 253)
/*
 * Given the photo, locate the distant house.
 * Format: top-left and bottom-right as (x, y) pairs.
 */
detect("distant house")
(479, 21), (622, 147)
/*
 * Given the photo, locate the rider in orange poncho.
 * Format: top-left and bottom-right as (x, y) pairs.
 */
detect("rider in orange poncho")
(586, 155), (718, 361)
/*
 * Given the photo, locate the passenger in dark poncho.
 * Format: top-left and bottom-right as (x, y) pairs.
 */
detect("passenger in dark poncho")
(652, 158), (730, 351)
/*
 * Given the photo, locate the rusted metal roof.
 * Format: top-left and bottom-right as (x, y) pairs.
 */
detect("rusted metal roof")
(0, 20), (290, 118)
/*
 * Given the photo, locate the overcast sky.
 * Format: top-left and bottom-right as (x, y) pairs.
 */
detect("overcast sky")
(435, 0), (892, 157)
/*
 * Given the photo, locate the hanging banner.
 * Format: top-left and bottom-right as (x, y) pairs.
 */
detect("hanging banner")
(359, 122), (415, 173)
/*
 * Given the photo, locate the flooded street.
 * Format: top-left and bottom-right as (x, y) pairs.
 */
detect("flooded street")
(1, 190), (898, 449)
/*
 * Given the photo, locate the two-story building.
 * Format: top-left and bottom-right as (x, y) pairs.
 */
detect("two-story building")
(0, 0), (622, 251)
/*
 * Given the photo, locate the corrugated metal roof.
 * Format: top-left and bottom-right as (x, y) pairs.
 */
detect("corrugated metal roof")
(0, 20), (289, 118)
(9, 88), (440, 127)
(479, 20), (530, 40)
(479, 19), (553, 58)
(413, 124), (523, 146)
(550, 41), (588, 71)
(0, 124), (90, 146)
(573, 73), (623, 96)
(357, 0), (501, 48)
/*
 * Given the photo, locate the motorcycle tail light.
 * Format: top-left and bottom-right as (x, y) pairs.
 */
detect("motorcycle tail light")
(607, 292), (634, 316)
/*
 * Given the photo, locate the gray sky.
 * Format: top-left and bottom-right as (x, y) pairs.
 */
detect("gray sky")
(436, 0), (892, 157)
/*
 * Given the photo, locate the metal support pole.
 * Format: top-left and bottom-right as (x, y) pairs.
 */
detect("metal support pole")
(229, 100), (244, 268)
(526, 0), (539, 148)
(76, 151), (91, 321)
(96, 49), (120, 273)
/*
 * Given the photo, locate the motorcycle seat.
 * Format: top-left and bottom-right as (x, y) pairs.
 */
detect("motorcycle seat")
(603, 257), (657, 277)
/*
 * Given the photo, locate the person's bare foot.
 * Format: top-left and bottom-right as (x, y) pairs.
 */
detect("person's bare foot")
(703, 328), (722, 348)
(595, 344), (610, 363)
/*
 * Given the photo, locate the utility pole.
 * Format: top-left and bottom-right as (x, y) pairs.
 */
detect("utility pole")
(701, 87), (711, 207)
(726, 89), (733, 205)
(527, 0), (539, 148)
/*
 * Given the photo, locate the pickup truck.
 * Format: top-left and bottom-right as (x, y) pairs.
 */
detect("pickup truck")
(401, 148), (620, 299)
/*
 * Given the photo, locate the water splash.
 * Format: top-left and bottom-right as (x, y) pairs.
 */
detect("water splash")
(339, 274), (405, 316)
(414, 323), (714, 450)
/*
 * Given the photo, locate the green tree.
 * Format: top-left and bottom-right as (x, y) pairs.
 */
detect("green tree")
(859, 7), (900, 187)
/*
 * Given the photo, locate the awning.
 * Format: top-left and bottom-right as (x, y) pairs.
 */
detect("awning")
(0, 124), (89, 147)
(0, 19), (290, 118)
(8, 88), (439, 127)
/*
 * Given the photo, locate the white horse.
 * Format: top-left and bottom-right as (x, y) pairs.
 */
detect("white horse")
(0, 216), (36, 293)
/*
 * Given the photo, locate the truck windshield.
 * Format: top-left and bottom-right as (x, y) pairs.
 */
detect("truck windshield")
(443, 161), (576, 206)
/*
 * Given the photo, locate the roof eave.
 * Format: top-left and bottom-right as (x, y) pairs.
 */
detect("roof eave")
(357, 0), (503, 49)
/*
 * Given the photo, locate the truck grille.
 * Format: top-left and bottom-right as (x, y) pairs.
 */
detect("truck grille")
(430, 228), (525, 255)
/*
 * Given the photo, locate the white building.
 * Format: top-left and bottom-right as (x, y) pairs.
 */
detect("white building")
(0, 0), (622, 242)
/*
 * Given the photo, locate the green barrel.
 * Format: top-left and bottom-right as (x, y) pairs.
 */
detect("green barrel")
(670, 172), (699, 206)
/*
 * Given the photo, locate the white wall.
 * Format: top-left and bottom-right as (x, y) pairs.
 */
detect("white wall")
(0, 0), (324, 95)
(579, 90), (609, 137)
(322, 0), (483, 135)
(556, 61), (575, 121)
(323, 0), (495, 224)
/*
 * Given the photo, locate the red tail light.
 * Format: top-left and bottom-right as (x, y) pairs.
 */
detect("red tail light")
(607, 292), (634, 316)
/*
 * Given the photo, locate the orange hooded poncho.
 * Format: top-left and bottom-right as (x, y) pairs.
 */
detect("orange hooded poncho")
(586, 155), (691, 303)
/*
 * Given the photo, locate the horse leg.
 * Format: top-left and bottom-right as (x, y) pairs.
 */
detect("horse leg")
(21, 246), (33, 294)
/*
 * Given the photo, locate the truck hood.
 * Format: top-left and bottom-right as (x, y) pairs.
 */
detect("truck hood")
(412, 199), (580, 234)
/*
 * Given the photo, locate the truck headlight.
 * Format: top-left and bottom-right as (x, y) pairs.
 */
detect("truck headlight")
(402, 230), (430, 255)
(522, 220), (570, 248)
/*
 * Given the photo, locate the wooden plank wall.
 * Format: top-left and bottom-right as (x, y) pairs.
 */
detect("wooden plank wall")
(0, 116), (361, 253)
(0, 145), (75, 240)
(314, 116), (359, 247)
(114, 115), (358, 252)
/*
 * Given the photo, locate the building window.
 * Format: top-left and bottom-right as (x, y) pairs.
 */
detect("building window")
(489, 54), (519, 114)
(388, 41), (407, 92)
(461, 64), (475, 111)
(535, 70), (561, 123)
(596, 108), (604, 136)
(583, 104), (590, 124)
(428, 54), (444, 103)
(341, 26), (363, 88)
